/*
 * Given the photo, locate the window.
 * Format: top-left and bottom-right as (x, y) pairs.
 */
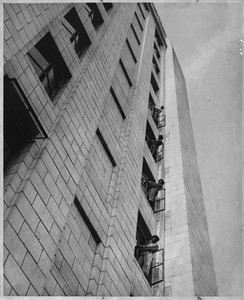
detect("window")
(152, 56), (160, 75)
(74, 197), (101, 244)
(126, 39), (137, 63)
(86, 3), (104, 29)
(119, 59), (132, 87)
(153, 42), (160, 59)
(138, 3), (145, 20)
(27, 32), (71, 101)
(145, 122), (164, 162)
(143, 3), (149, 12)
(135, 12), (143, 31)
(135, 211), (164, 285)
(103, 2), (113, 12)
(141, 158), (155, 196)
(155, 28), (163, 48)
(4, 75), (47, 171)
(62, 7), (91, 57)
(141, 158), (165, 212)
(96, 129), (116, 167)
(148, 93), (156, 108)
(131, 24), (140, 45)
(110, 87), (126, 120)
(151, 72), (159, 95)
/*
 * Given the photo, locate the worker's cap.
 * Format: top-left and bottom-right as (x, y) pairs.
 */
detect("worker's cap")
(151, 235), (160, 243)
(158, 179), (164, 185)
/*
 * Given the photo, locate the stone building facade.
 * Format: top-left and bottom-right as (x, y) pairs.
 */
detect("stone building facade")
(3, 2), (217, 297)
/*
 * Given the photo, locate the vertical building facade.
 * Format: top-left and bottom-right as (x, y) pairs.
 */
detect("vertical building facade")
(3, 2), (217, 297)
(163, 42), (218, 296)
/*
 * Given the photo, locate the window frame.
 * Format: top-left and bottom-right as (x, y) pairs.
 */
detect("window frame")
(86, 3), (104, 30)
(27, 32), (71, 101)
(4, 75), (48, 170)
(62, 7), (91, 57)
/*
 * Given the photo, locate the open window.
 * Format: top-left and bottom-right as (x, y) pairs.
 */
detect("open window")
(141, 159), (165, 213)
(153, 42), (160, 60)
(152, 55), (160, 76)
(141, 158), (155, 197)
(151, 72), (159, 96)
(155, 28), (163, 48)
(148, 93), (155, 109)
(145, 122), (164, 162)
(27, 32), (71, 101)
(135, 211), (164, 286)
(86, 3), (104, 30)
(4, 75), (48, 171)
(62, 7), (91, 57)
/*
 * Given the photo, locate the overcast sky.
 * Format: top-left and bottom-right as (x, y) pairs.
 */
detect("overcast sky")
(155, 1), (242, 296)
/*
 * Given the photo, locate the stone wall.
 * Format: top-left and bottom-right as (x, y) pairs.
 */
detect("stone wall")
(3, 3), (166, 296)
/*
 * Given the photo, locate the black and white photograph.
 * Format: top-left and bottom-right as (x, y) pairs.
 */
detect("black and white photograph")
(2, 0), (242, 298)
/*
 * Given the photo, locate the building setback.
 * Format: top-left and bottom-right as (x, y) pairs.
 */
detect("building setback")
(3, 2), (218, 297)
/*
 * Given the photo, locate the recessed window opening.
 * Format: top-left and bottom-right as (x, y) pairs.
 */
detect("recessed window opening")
(141, 157), (156, 195)
(119, 59), (132, 87)
(154, 42), (160, 59)
(143, 3), (149, 12)
(145, 121), (156, 142)
(103, 2), (113, 11)
(4, 75), (47, 171)
(152, 56), (160, 75)
(74, 197), (101, 244)
(148, 93), (156, 108)
(86, 3), (104, 29)
(138, 3), (145, 20)
(135, 212), (164, 286)
(131, 24), (141, 45)
(135, 12), (143, 31)
(126, 39), (137, 63)
(141, 158), (164, 211)
(62, 7), (91, 57)
(96, 129), (116, 167)
(145, 122), (164, 162)
(155, 28), (163, 47)
(151, 73), (159, 95)
(27, 32), (71, 101)
(110, 87), (126, 120)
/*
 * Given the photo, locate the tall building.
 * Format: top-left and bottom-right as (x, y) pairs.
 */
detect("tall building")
(3, 2), (218, 297)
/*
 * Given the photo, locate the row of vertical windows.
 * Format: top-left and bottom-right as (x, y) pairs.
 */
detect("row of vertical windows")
(137, 14), (166, 287)
(117, 5), (147, 89)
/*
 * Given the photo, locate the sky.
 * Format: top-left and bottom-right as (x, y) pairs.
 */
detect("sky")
(155, 1), (242, 296)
